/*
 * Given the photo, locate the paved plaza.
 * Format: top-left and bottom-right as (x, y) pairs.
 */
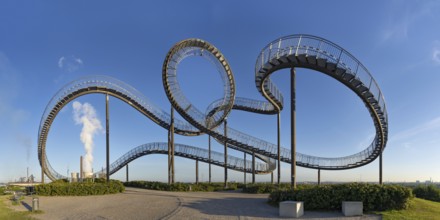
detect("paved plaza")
(9, 187), (381, 220)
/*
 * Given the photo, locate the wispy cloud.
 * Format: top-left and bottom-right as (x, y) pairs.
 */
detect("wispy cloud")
(0, 52), (33, 163)
(381, 1), (439, 43)
(58, 55), (84, 73)
(432, 41), (440, 64)
(390, 117), (440, 142)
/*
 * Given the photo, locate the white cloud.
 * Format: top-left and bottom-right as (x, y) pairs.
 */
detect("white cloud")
(58, 55), (84, 73)
(58, 56), (65, 68)
(432, 47), (440, 64)
(381, 1), (439, 42)
(390, 117), (440, 142)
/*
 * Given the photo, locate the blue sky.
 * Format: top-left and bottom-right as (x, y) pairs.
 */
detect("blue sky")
(1, 0), (440, 183)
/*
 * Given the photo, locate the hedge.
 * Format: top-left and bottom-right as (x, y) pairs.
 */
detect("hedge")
(242, 183), (314, 194)
(35, 179), (125, 196)
(412, 185), (440, 202)
(124, 181), (238, 192)
(268, 183), (412, 211)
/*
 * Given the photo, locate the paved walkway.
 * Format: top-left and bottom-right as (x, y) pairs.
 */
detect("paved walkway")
(9, 187), (381, 220)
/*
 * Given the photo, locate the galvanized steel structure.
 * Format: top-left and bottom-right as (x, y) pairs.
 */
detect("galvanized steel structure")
(38, 34), (388, 183)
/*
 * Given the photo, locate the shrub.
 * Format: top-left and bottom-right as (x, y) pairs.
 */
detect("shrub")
(268, 183), (412, 211)
(35, 180), (125, 196)
(124, 181), (237, 192)
(413, 185), (440, 202)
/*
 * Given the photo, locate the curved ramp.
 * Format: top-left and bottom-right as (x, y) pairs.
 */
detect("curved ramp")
(106, 142), (269, 176)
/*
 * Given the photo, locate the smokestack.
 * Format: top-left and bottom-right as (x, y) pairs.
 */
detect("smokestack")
(80, 156), (83, 179)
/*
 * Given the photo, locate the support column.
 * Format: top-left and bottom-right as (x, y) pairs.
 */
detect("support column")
(126, 164), (129, 182)
(209, 135), (211, 183)
(271, 172), (274, 184)
(379, 153), (383, 185)
(252, 152), (255, 184)
(224, 119), (228, 188)
(291, 68), (297, 189)
(171, 107), (175, 184)
(41, 169), (44, 184)
(318, 169), (321, 185)
(106, 94), (110, 183)
(168, 119), (171, 184)
(244, 152), (246, 185)
(277, 112), (281, 185)
(196, 159), (199, 184)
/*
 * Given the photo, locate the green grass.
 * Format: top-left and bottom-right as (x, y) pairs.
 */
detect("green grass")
(377, 198), (440, 220)
(0, 195), (35, 220)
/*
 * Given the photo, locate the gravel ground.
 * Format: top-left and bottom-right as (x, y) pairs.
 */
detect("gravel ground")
(9, 187), (381, 220)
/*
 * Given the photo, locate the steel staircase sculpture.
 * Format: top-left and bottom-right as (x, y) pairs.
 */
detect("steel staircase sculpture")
(38, 34), (387, 181)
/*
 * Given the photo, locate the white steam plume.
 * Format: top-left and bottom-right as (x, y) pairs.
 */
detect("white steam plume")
(72, 101), (103, 174)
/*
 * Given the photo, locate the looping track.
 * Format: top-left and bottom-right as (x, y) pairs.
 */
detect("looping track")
(38, 34), (387, 181)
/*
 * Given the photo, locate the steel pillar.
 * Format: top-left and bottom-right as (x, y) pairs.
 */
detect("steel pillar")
(271, 172), (274, 184)
(224, 119), (228, 188)
(196, 159), (199, 184)
(318, 169), (321, 185)
(106, 94), (110, 183)
(379, 153), (383, 185)
(168, 119), (171, 184)
(291, 68), (297, 189)
(168, 107), (175, 184)
(126, 164), (129, 182)
(244, 152), (246, 185)
(209, 135), (211, 183)
(41, 169), (44, 184)
(277, 112), (281, 185)
(252, 152), (255, 184)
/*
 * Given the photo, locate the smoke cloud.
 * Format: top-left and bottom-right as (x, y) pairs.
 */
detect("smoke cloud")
(72, 101), (103, 174)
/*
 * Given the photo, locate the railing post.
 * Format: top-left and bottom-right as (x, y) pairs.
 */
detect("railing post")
(268, 43), (273, 61)
(295, 35), (302, 56)
(277, 39), (282, 58)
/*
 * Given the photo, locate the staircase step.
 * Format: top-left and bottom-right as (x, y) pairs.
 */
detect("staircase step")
(334, 67), (346, 76)
(269, 57), (280, 66)
(306, 55), (317, 65)
(343, 72), (355, 81)
(351, 78), (363, 88)
(317, 58), (327, 67)
(297, 54), (307, 63)
(286, 54), (299, 63)
(279, 56), (289, 63)
(326, 62), (337, 71)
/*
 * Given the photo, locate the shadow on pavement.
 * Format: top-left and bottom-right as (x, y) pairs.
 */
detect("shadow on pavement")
(181, 196), (382, 219)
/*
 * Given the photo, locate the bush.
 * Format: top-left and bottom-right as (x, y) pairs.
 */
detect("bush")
(268, 183), (412, 211)
(35, 180), (125, 196)
(124, 181), (238, 192)
(413, 185), (440, 202)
